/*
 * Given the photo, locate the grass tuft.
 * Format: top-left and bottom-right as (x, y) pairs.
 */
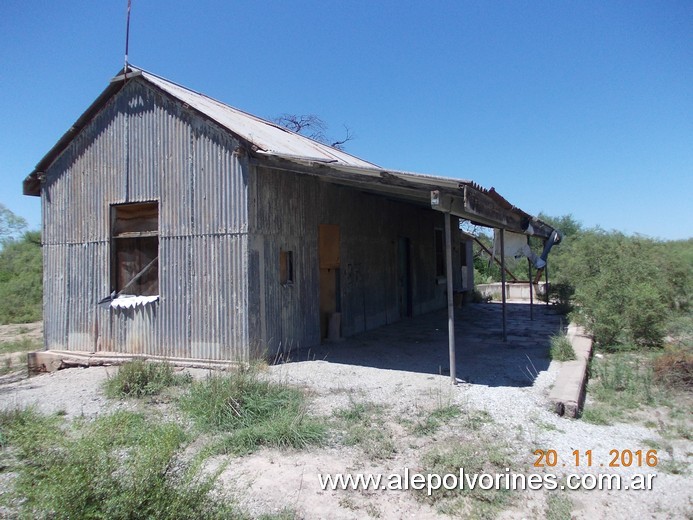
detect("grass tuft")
(334, 400), (397, 460)
(549, 333), (575, 362)
(104, 360), (191, 399)
(412, 405), (461, 436)
(180, 369), (325, 454)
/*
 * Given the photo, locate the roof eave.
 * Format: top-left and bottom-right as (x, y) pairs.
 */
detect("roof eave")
(252, 153), (557, 239)
(22, 67), (136, 197)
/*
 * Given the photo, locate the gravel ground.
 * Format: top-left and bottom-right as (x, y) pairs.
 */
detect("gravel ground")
(0, 315), (691, 519)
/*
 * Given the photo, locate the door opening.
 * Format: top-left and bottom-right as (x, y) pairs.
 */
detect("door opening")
(319, 224), (341, 340)
(397, 237), (412, 318)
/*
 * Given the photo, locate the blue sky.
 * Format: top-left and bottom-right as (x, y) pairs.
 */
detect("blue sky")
(1, 1), (691, 239)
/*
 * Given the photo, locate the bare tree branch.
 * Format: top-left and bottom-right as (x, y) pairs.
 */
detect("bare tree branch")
(273, 114), (355, 150)
(330, 126), (355, 150)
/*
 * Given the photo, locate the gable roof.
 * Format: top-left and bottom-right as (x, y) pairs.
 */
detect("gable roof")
(23, 65), (376, 196)
(22, 66), (556, 238)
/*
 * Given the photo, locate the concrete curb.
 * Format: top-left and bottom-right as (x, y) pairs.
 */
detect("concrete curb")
(549, 323), (593, 418)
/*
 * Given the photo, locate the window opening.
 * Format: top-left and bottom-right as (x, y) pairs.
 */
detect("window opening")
(111, 202), (159, 296)
(434, 228), (445, 277)
(280, 249), (294, 284)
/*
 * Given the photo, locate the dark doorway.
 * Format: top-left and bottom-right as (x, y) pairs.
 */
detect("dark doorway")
(397, 237), (412, 318)
(319, 224), (341, 340)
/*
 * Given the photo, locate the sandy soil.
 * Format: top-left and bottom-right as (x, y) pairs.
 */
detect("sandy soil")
(0, 320), (691, 519)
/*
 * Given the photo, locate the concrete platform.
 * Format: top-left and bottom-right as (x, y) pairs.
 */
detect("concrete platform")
(547, 323), (593, 417)
(287, 301), (565, 388)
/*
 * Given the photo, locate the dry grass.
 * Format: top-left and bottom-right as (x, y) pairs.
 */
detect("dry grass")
(652, 347), (692, 391)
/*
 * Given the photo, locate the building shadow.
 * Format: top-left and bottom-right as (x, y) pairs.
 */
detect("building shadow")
(280, 302), (565, 388)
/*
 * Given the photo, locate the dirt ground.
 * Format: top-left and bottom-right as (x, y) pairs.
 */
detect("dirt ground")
(0, 308), (691, 519)
(0, 322), (43, 345)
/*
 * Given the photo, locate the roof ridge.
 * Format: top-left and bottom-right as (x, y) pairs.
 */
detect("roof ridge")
(129, 66), (376, 166)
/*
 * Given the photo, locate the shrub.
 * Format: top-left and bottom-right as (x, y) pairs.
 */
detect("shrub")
(547, 282), (574, 314)
(104, 360), (191, 398)
(180, 369), (325, 454)
(652, 348), (692, 390)
(0, 231), (42, 324)
(551, 230), (677, 348)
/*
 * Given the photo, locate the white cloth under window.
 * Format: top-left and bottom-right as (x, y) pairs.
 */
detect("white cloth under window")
(110, 295), (159, 309)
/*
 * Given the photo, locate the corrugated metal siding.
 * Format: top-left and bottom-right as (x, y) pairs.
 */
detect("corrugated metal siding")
(41, 78), (250, 360)
(188, 234), (248, 361)
(249, 166), (462, 353)
(42, 244), (69, 350)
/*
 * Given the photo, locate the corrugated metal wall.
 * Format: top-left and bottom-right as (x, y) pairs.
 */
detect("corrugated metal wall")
(41, 79), (249, 360)
(248, 166), (462, 354)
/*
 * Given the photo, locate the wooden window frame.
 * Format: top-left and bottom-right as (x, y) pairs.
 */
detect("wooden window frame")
(111, 201), (159, 296)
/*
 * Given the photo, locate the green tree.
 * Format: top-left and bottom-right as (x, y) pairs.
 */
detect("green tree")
(549, 225), (686, 348)
(0, 203), (27, 243)
(0, 230), (42, 324)
(537, 212), (583, 239)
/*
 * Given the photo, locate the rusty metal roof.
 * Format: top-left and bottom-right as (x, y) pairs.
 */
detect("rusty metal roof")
(137, 68), (379, 169)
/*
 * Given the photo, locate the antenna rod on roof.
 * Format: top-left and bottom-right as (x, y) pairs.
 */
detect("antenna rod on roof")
(124, 0), (132, 80)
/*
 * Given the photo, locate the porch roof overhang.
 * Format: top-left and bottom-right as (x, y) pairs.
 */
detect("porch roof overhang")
(253, 151), (556, 239)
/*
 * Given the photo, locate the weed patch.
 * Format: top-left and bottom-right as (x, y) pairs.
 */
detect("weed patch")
(334, 400), (396, 460)
(0, 353), (27, 377)
(582, 353), (669, 424)
(416, 440), (514, 519)
(0, 337), (40, 355)
(412, 405), (461, 436)
(652, 347), (692, 391)
(545, 491), (572, 520)
(180, 370), (325, 454)
(462, 409), (494, 431)
(0, 408), (238, 519)
(104, 360), (191, 399)
(580, 405), (612, 425)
